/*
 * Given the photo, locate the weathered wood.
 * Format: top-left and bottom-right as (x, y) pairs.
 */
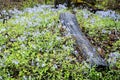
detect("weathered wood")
(59, 12), (108, 67)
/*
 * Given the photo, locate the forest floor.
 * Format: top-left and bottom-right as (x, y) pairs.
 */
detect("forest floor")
(0, 4), (120, 80)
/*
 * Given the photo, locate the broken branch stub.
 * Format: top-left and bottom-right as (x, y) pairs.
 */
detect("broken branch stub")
(59, 12), (108, 67)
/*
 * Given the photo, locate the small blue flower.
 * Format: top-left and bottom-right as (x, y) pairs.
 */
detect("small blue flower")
(12, 60), (19, 65)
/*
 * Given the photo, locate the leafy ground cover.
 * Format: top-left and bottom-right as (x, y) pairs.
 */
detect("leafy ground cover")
(0, 5), (120, 80)
(76, 9), (120, 54)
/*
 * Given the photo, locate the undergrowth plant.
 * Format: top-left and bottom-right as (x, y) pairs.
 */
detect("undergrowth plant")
(76, 9), (120, 53)
(0, 5), (120, 80)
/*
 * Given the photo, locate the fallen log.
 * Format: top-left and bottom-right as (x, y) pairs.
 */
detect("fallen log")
(59, 12), (108, 68)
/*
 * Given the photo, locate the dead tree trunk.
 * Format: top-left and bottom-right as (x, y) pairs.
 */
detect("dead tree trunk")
(59, 12), (108, 68)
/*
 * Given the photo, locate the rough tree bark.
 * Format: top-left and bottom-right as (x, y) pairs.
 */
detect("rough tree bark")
(59, 12), (108, 68)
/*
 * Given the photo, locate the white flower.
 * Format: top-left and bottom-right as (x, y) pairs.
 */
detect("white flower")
(0, 47), (1, 52)
(23, 76), (27, 80)
(0, 76), (3, 80)
(36, 62), (40, 66)
(12, 60), (19, 65)
(58, 4), (67, 9)
(31, 60), (34, 66)
(90, 18), (95, 24)
(2, 45), (6, 49)
(53, 64), (58, 69)
(0, 28), (6, 33)
(18, 36), (26, 42)
(33, 31), (40, 37)
(41, 63), (45, 67)
(84, 14), (89, 19)
(74, 50), (78, 55)
(102, 29), (107, 34)
(49, 42), (53, 46)
(56, 37), (61, 41)
(20, 44), (26, 48)
(32, 44), (36, 49)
